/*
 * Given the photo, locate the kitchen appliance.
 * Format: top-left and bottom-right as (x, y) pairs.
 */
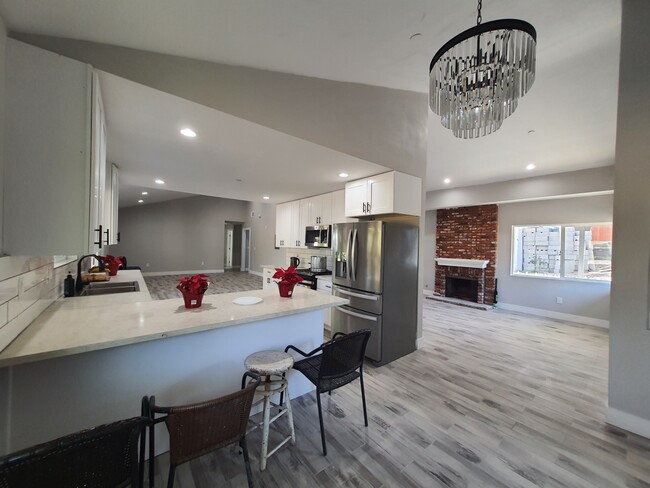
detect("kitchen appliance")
(295, 268), (331, 290)
(289, 257), (301, 268)
(305, 225), (331, 248)
(332, 220), (419, 366)
(310, 255), (327, 272)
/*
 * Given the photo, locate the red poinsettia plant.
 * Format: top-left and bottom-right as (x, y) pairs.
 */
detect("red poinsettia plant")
(176, 274), (210, 295)
(272, 266), (304, 285)
(99, 255), (125, 276)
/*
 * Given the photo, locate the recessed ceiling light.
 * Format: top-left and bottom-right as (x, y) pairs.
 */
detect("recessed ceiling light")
(263, 196), (270, 200)
(138, 199), (144, 203)
(180, 128), (196, 138)
(141, 191), (148, 195)
(526, 164), (536, 170)
(155, 179), (165, 185)
(443, 178), (451, 184)
(338, 172), (349, 178)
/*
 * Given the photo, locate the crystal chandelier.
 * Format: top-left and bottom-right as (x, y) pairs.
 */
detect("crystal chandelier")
(429, 0), (536, 138)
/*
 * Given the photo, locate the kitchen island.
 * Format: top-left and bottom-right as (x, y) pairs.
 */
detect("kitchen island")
(0, 275), (346, 455)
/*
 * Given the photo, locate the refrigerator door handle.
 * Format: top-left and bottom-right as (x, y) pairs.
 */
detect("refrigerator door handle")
(351, 228), (358, 281)
(335, 288), (379, 301)
(335, 306), (378, 322)
(346, 228), (353, 280)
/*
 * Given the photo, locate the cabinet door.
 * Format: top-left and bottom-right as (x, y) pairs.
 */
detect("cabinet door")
(109, 164), (120, 245)
(315, 193), (332, 225)
(344, 179), (368, 217)
(299, 199), (311, 244)
(330, 190), (348, 224)
(275, 203), (291, 247)
(89, 71), (107, 253)
(368, 172), (395, 215)
(3, 40), (93, 256)
(290, 200), (304, 248)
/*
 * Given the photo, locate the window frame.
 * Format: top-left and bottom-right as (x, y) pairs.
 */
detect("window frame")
(510, 222), (612, 283)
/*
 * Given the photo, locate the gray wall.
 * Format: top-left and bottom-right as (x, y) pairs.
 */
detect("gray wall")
(497, 195), (613, 322)
(608, 0), (650, 435)
(0, 16), (6, 251)
(423, 210), (436, 293)
(107, 196), (248, 273)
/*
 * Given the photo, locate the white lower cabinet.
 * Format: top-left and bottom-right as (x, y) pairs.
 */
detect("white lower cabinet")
(316, 276), (333, 329)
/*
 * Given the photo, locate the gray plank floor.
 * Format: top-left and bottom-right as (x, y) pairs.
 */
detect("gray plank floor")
(147, 298), (650, 487)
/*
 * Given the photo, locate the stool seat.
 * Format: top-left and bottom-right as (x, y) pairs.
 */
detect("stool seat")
(244, 350), (296, 471)
(245, 350), (294, 375)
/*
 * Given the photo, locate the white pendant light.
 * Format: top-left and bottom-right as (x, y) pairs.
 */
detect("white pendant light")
(429, 0), (536, 138)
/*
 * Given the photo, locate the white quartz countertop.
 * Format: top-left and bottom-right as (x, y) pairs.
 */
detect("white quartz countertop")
(0, 284), (347, 368)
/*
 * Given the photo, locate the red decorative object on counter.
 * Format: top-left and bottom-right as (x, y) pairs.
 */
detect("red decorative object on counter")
(176, 274), (210, 308)
(272, 267), (304, 298)
(99, 255), (124, 276)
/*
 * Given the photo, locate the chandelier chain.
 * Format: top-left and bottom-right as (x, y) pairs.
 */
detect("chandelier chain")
(476, 0), (482, 25)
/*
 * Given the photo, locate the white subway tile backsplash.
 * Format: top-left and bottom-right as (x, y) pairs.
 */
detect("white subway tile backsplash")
(0, 256), (74, 353)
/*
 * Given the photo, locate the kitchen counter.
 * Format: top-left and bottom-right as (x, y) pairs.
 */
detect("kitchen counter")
(0, 281), (345, 368)
(0, 272), (347, 455)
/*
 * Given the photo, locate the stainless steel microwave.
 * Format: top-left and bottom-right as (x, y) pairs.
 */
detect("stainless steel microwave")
(305, 225), (331, 248)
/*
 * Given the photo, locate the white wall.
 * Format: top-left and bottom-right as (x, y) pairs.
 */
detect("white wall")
(497, 195), (613, 326)
(607, 0), (650, 438)
(423, 210), (436, 294)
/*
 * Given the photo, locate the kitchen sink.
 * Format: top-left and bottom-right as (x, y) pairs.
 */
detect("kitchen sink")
(79, 281), (140, 296)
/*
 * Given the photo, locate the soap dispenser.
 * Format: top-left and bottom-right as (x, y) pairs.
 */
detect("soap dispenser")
(64, 272), (75, 297)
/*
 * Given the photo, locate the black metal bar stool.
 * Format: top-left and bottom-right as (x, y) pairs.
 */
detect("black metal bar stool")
(244, 350), (296, 470)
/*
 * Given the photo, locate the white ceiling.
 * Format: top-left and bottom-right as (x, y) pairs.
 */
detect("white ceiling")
(0, 0), (622, 204)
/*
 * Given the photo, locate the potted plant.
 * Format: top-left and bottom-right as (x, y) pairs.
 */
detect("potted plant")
(99, 255), (124, 276)
(272, 266), (304, 297)
(176, 274), (210, 308)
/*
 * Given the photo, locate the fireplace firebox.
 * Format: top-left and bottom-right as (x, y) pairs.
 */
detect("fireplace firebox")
(445, 276), (479, 303)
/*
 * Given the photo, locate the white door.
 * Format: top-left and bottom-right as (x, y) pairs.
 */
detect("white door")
(241, 228), (251, 272)
(344, 179), (368, 217)
(226, 229), (233, 268)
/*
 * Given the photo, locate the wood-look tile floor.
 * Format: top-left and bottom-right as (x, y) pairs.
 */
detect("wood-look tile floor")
(148, 300), (650, 487)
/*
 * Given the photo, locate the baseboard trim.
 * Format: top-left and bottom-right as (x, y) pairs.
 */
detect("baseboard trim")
(422, 290), (435, 297)
(496, 302), (609, 328)
(248, 270), (263, 277)
(416, 337), (424, 349)
(142, 269), (224, 277)
(606, 407), (650, 439)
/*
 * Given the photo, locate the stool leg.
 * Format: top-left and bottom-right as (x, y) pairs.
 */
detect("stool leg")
(283, 384), (296, 445)
(260, 388), (271, 471)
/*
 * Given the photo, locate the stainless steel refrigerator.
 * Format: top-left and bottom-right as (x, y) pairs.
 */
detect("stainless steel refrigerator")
(331, 219), (419, 366)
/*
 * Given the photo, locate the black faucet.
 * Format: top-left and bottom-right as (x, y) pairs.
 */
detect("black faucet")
(75, 254), (106, 294)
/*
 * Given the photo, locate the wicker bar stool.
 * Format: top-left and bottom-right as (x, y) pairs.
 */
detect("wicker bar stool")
(244, 350), (296, 471)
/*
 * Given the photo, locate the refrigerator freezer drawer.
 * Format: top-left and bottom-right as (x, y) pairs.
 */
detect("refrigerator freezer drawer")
(332, 285), (382, 315)
(332, 305), (382, 362)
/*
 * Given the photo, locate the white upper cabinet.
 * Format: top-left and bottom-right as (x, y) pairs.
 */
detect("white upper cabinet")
(344, 171), (422, 217)
(275, 200), (302, 248)
(303, 193), (332, 226)
(4, 40), (111, 256)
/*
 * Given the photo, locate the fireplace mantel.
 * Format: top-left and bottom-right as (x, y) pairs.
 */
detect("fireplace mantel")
(436, 258), (489, 269)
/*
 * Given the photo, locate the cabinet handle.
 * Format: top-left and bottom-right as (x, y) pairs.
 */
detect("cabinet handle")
(367, 202), (371, 214)
(117, 232), (121, 243)
(94, 225), (103, 249)
(362, 202), (366, 213)
(104, 228), (110, 246)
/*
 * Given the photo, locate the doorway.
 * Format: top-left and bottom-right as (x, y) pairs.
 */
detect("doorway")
(224, 221), (243, 271)
(242, 227), (251, 272)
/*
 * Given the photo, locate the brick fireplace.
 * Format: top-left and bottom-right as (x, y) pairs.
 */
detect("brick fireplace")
(435, 204), (498, 305)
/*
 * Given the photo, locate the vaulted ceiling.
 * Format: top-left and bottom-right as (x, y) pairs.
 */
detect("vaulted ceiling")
(0, 0), (622, 206)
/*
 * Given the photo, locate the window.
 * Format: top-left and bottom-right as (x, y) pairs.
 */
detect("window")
(512, 224), (612, 282)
